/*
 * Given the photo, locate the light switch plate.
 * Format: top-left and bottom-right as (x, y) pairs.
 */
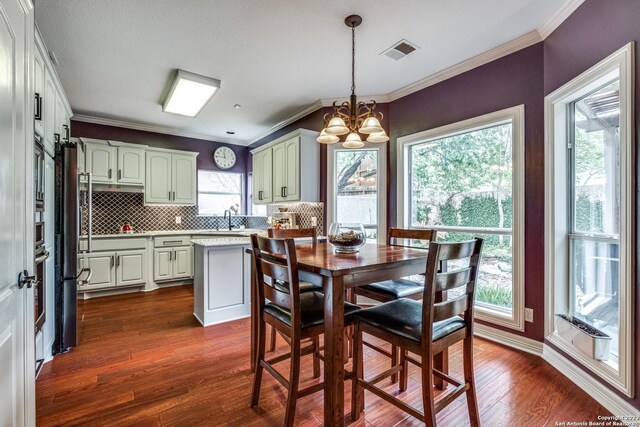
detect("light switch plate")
(175, 216), (181, 224)
(311, 217), (317, 226)
(525, 308), (533, 323)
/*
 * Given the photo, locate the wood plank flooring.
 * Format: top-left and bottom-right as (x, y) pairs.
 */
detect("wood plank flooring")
(36, 286), (610, 426)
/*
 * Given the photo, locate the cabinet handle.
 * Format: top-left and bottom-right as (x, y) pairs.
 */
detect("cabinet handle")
(172, 191), (176, 201)
(284, 187), (287, 198)
(110, 255), (115, 268)
(54, 133), (60, 150)
(116, 255), (120, 267)
(34, 93), (42, 120)
(169, 191), (171, 201)
(108, 169), (112, 179)
(63, 124), (69, 142)
(258, 190), (262, 200)
(173, 250), (176, 262)
(118, 169), (121, 180)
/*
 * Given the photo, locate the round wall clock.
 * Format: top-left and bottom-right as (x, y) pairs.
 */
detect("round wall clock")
(213, 146), (236, 169)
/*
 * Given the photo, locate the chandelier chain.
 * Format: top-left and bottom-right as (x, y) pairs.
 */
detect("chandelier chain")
(351, 24), (356, 95)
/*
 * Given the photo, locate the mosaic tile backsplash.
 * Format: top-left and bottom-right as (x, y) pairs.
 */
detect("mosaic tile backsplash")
(266, 202), (324, 236)
(85, 192), (268, 235)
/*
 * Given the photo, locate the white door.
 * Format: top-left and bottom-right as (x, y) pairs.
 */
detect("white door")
(117, 146), (145, 185)
(145, 151), (172, 203)
(116, 250), (146, 286)
(172, 154), (196, 204)
(0, 1), (33, 426)
(85, 142), (116, 184)
(283, 137), (300, 201)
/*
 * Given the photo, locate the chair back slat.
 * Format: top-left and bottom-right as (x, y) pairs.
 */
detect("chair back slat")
(251, 234), (302, 321)
(434, 268), (471, 293)
(433, 295), (469, 322)
(388, 227), (436, 249)
(268, 227), (317, 246)
(422, 238), (483, 346)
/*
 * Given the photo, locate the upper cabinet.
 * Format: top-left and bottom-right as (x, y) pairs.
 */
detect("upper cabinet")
(35, 29), (72, 156)
(82, 139), (146, 186)
(251, 129), (318, 205)
(145, 148), (197, 205)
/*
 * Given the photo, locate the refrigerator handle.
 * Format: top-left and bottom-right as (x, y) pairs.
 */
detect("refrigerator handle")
(87, 172), (93, 253)
(76, 267), (92, 286)
(77, 173), (82, 253)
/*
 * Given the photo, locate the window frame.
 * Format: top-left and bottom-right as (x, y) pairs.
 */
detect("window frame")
(544, 42), (634, 396)
(197, 170), (244, 216)
(397, 104), (525, 331)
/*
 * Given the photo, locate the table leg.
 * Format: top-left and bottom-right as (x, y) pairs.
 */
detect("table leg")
(323, 276), (345, 426)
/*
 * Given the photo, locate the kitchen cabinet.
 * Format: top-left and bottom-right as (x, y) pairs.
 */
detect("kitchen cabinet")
(83, 139), (146, 186)
(153, 236), (193, 281)
(250, 129), (318, 205)
(78, 249), (147, 291)
(145, 149), (197, 205)
(43, 68), (57, 155)
(252, 148), (272, 204)
(34, 47), (45, 137)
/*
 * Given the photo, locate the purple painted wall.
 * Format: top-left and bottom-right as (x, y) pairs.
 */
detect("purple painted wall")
(544, 0), (640, 409)
(388, 43), (546, 341)
(71, 121), (248, 175)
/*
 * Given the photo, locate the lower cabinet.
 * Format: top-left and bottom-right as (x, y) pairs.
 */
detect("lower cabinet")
(78, 249), (146, 292)
(153, 245), (193, 282)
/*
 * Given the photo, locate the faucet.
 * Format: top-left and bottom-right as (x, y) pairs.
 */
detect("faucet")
(223, 210), (232, 231)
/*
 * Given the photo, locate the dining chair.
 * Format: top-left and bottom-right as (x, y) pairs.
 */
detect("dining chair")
(250, 234), (360, 427)
(352, 227), (436, 382)
(266, 227), (321, 354)
(350, 238), (484, 426)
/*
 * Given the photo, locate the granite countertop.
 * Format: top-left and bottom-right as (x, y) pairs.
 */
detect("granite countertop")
(81, 229), (266, 239)
(191, 237), (252, 247)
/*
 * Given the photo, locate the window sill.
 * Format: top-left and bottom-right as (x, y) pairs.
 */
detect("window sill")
(476, 304), (524, 332)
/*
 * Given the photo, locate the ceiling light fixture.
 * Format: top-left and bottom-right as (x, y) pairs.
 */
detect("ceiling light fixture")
(162, 69), (221, 117)
(317, 15), (389, 148)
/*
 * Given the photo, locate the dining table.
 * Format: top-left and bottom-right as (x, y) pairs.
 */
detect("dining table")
(250, 241), (443, 426)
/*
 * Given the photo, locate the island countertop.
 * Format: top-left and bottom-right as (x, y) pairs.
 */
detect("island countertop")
(191, 236), (252, 247)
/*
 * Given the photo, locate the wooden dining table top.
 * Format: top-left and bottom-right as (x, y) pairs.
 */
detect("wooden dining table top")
(292, 242), (429, 278)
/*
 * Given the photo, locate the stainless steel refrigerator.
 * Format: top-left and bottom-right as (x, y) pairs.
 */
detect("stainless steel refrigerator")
(53, 141), (91, 354)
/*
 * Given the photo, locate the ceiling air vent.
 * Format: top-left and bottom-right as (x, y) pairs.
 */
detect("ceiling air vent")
(381, 39), (418, 60)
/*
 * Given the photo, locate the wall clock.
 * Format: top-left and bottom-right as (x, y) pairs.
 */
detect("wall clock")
(213, 146), (236, 169)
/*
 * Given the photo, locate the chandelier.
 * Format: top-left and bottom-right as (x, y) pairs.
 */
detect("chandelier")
(317, 15), (389, 148)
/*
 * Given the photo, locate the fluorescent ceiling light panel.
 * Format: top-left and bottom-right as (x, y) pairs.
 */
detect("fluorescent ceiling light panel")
(162, 70), (221, 117)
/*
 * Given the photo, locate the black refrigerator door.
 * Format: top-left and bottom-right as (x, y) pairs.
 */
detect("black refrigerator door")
(53, 144), (78, 353)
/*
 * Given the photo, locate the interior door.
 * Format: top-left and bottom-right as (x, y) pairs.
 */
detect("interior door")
(0, 0), (33, 425)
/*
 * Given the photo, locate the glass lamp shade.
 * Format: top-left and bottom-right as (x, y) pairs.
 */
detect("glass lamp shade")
(325, 116), (350, 135)
(317, 129), (340, 144)
(343, 132), (364, 148)
(359, 116), (383, 134)
(366, 130), (389, 143)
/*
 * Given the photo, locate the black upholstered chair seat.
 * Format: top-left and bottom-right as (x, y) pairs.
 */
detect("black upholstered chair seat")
(264, 291), (361, 329)
(359, 278), (424, 299)
(275, 280), (322, 294)
(352, 298), (465, 343)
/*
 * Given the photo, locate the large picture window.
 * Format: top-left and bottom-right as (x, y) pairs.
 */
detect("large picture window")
(545, 43), (634, 395)
(398, 105), (525, 330)
(197, 170), (243, 216)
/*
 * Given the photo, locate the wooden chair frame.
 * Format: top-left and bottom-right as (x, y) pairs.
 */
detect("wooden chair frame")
(351, 238), (484, 426)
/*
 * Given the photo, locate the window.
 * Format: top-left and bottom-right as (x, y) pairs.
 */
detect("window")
(545, 43), (633, 395)
(398, 105), (525, 330)
(197, 170), (243, 215)
(326, 143), (387, 243)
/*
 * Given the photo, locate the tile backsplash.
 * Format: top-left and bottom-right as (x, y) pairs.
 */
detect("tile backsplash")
(266, 202), (324, 236)
(86, 192), (267, 235)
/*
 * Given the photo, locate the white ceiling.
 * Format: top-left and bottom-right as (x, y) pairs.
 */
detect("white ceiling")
(35, 0), (568, 146)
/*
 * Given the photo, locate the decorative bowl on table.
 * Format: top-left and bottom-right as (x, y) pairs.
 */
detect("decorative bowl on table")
(328, 223), (366, 254)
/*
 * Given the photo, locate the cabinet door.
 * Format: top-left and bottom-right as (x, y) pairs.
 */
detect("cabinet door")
(153, 248), (173, 281)
(260, 149), (273, 203)
(117, 146), (145, 185)
(116, 250), (146, 286)
(272, 143), (286, 202)
(84, 252), (116, 290)
(43, 70), (56, 155)
(145, 151), (172, 203)
(85, 142), (116, 184)
(55, 95), (65, 144)
(283, 137), (300, 201)
(34, 49), (44, 137)
(172, 154), (196, 205)
(173, 246), (192, 279)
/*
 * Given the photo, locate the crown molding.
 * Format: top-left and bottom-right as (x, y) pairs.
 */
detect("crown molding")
(71, 114), (247, 146)
(538, 0), (585, 40)
(245, 99), (324, 145)
(388, 30), (542, 102)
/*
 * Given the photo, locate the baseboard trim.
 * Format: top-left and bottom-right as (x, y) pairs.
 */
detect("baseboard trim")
(543, 345), (640, 420)
(474, 323), (543, 356)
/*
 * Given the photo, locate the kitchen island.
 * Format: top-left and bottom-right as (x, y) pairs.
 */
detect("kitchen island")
(191, 236), (254, 326)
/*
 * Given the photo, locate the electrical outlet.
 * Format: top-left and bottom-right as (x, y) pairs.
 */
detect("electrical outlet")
(525, 308), (533, 323)
(175, 216), (181, 224)
(311, 217), (317, 226)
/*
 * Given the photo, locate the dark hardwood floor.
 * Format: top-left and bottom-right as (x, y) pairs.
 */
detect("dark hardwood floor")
(36, 286), (610, 426)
